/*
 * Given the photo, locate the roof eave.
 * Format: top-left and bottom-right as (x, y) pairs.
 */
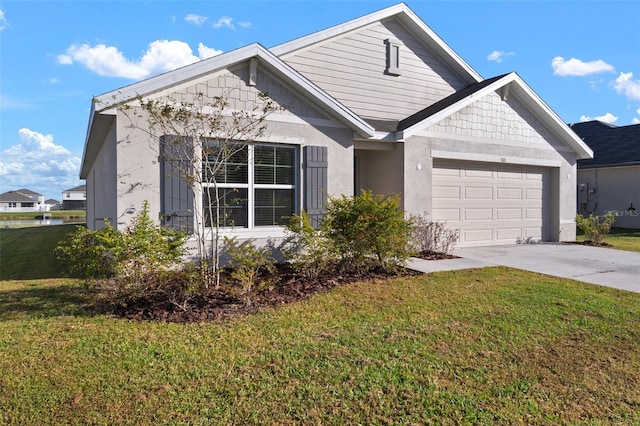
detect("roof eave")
(399, 73), (594, 160)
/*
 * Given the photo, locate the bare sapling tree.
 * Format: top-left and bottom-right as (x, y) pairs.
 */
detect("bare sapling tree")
(116, 91), (277, 288)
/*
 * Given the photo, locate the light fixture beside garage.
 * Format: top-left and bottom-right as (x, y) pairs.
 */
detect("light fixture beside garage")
(416, 163), (422, 170)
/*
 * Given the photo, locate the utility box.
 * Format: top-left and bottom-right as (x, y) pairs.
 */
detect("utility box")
(578, 182), (589, 204)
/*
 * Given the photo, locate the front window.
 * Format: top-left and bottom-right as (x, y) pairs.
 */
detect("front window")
(202, 143), (296, 229)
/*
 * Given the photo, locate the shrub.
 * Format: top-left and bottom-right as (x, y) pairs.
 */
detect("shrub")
(322, 191), (414, 272)
(223, 237), (278, 302)
(411, 214), (460, 254)
(280, 211), (334, 279)
(55, 201), (187, 282)
(575, 212), (616, 244)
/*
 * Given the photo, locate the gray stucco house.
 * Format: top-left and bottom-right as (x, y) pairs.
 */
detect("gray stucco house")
(80, 3), (593, 247)
(571, 120), (639, 229)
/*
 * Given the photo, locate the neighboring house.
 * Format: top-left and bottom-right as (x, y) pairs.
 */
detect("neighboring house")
(62, 185), (87, 210)
(571, 120), (640, 229)
(0, 189), (48, 212)
(80, 3), (592, 247)
(46, 199), (63, 210)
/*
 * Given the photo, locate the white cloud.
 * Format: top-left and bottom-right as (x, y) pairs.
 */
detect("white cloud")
(197, 43), (222, 59)
(487, 50), (514, 63)
(632, 118), (640, 124)
(213, 16), (234, 29)
(611, 72), (640, 101)
(58, 40), (222, 79)
(238, 21), (253, 29)
(579, 112), (618, 124)
(551, 56), (615, 76)
(185, 14), (208, 26)
(0, 128), (82, 197)
(0, 9), (9, 31)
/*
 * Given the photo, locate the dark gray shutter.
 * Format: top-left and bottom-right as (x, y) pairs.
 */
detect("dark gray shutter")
(303, 145), (328, 228)
(160, 136), (194, 233)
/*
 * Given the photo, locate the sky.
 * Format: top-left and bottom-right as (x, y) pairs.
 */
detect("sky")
(1, 0), (639, 201)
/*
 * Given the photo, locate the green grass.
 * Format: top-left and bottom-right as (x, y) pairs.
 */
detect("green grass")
(0, 210), (86, 221)
(577, 227), (640, 252)
(1, 269), (639, 425)
(0, 224), (79, 280)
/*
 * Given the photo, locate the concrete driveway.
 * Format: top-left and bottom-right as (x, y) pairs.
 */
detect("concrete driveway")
(407, 243), (640, 293)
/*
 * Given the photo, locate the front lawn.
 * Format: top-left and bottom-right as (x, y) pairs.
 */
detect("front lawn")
(0, 224), (78, 280)
(1, 268), (639, 424)
(577, 227), (640, 252)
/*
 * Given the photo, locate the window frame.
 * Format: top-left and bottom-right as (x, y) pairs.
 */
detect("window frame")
(200, 142), (298, 233)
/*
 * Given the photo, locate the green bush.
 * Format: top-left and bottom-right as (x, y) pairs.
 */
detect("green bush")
(223, 237), (278, 302)
(575, 212), (617, 244)
(322, 191), (414, 272)
(55, 201), (187, 282)
(280, 211), (334, 279)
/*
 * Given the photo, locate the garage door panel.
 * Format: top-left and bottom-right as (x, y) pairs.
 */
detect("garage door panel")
(433, 208), (460, 221)
(497, 228), (522, 240)
(497, 208), (522, 220)
(465, 208), (493, 220)
(433, 185), (460, 199)
(465, 168), (493, 178)
(465, 229), (494, 243)
(433, 160), (549, 247)
(465, 187), (493, 199)
(497, 187), (523, 199)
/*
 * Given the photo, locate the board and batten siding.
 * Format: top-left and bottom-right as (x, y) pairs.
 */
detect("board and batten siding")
(281, 19), (467, 121)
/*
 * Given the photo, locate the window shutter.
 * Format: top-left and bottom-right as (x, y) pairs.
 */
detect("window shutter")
(303, 145), (328, 228)
(160, 136), (194, 232)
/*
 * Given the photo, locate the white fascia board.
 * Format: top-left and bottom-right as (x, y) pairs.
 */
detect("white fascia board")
(399, 74), (514, 140)
(89, 43), (374, 138)
(272, 3), (407, 56)
(93, 44), (266, 111)
(399, 72), (594, 160)
(271, 3), (482, 84)
(507, 73), (593, 160)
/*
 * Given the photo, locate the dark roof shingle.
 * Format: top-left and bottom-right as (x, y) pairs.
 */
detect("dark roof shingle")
(570, 121), (640, 168)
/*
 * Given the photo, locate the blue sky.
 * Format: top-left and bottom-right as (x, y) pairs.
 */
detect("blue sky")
(1, 0), (639, 200)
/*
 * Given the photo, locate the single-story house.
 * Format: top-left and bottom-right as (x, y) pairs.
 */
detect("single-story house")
(0, 189), (48, 212)
(571, 120), (639, 229)
(80, 3), (592, 247)
(62, 185), (87, 210)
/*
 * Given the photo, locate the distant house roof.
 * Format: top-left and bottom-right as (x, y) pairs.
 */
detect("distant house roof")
(0, 191), (38, 203)
(570, 121), (640, 168)
(64, 185), (86, 192)
(14, 188), (42, 196)
(46, 199), (61, 205)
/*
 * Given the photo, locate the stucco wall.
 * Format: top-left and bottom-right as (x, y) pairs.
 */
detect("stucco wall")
(102, 63), (355, 242)
(578, 165), (640, 229)
(86, 122), (118, 230)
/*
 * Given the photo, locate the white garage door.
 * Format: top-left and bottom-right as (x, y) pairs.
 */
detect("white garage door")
(432, 160), (550, 247)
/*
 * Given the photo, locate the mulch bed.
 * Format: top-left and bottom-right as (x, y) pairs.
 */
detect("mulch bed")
(563, 241), (613, 248)
(101, 253), (456, 323)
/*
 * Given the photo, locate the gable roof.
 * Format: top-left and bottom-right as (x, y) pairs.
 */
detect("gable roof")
(64, 185), (86, 192)
(0, 191), (38, 203)
(571, 121), (640, 168)
(15, 188), (41, 196)
(396, 72), (593, 160)
(271, 2), (482, 85)
(81, 43), (376, 178)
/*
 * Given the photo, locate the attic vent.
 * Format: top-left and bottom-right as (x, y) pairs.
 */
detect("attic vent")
(385, 38), (402, 76)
